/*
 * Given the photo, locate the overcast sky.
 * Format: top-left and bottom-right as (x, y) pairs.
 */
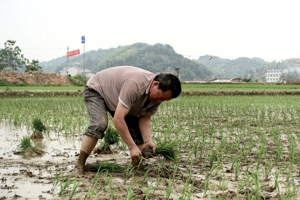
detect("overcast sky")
(1, 0), (299, 63)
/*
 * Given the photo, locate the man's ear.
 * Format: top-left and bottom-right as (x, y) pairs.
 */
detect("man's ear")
(153, 81), (159, 86)
(151, 81), (159, 88)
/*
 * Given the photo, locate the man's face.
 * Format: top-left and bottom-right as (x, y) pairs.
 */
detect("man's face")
(149, 81), (173, 103)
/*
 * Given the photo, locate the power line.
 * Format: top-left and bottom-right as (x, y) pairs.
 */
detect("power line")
(22, 48), (66, 49)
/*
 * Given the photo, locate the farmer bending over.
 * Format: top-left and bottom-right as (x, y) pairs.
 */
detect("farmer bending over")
(75, 66), (181, 174)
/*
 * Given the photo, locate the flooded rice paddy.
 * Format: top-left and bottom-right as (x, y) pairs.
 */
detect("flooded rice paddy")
(1, 95), (300, 199)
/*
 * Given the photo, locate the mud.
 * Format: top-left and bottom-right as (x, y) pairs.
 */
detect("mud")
(0, 123), (287, 200)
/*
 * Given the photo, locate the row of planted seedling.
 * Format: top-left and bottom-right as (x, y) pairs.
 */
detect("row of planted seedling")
(151, 95), (300, 199)
(0, 96), (89, 136)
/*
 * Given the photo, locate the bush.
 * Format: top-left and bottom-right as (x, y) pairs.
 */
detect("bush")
(0, 79), (28, 86)
(66, 75), (88, 86)
(242, 77), (252, 82)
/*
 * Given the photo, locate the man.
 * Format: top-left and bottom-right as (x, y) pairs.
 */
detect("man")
(76, 66), (181, 173)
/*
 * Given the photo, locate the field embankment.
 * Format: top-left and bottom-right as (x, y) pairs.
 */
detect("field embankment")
(1, 90), (300, 97)
(0, 71), (73, 86)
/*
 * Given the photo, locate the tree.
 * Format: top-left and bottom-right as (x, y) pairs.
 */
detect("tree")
(242, 77), (252, 82)
(25, 60), (43, 72)
(0, 40), (28, 71)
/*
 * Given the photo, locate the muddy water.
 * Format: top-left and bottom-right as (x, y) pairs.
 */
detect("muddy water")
(0, 123), (82, 199)
(0, 123), (82, 159)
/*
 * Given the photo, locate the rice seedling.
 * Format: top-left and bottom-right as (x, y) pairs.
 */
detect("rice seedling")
(94, 125), (120, 153)
(236, 172), (251, 200)
(256, 142), (266, 170)
(142, 167), (154, 185)
(84, 162), (124, 173)
(58, 172), (73, 195)
(165, 178), (174, 200)
(204, 172), (210, 197)
(84, 167), (101, 200)
(142, 142), (179, 161)
(264, 159), (273, 180)
(32, 117), (47, 138)
(275, 170), (282, 199)
(52, 165), (65, 191)
(250, 169), (263, 199)
(233, 156), (242, 181)
(126, 183), (134, 200)
(69, 176), (80, 200)
(145, 187), (154, 200)
(14, 136), (43, 156)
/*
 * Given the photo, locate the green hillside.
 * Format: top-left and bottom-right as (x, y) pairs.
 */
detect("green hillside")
(196, 55), (268, 79)
(40, 43), (213, 81)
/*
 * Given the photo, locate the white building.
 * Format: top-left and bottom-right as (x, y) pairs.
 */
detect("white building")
(265, 69), (282, 82)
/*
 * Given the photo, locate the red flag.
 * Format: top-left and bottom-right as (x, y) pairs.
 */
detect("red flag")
(67, 49), (80, 57)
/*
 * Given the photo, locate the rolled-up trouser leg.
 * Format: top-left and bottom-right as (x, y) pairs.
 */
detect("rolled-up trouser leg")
(76, 86), (110, 174)
(83, 85), (108, 139)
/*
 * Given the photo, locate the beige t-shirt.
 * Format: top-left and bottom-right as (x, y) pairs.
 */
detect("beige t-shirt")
(86, 66), (160, 116)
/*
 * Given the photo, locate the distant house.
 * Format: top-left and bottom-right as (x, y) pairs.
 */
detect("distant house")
(212, 78), (242, 83)
(230, 78), (242, 82)
(265, 69), (282, 82)
(213, 78), (231, 83)
(59, 66), (95, 78)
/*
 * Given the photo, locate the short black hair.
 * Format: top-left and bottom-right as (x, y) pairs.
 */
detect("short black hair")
(153, 73), (181, 98)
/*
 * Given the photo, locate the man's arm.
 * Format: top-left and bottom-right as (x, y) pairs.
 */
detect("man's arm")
(113, 101), (142, 164)
(139, 113), (156, 153)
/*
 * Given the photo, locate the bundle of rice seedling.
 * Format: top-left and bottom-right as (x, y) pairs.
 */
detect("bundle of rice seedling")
(155, 142), (179, 161)
(32, 118), (47, 138)
(85, 162), (124, 173)
(14, 136), (44, 156)
(101, 125), (120, 151)
(142, 142), (178, 161)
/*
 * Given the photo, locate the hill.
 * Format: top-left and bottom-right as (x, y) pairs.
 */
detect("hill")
(40, 43), (213, 81)
(196, 55), (268, 79)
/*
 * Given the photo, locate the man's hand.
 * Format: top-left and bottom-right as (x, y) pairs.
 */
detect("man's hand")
(145, 140), (156, 154)
(130, 145), (142, 166)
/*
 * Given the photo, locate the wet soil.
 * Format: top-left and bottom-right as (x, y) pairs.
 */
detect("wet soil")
(0, 123), (285, 200)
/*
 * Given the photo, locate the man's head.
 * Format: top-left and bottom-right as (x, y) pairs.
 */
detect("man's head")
(149, 73), (181, 103)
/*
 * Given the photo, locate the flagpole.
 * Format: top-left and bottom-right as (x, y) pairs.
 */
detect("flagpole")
(84, 42), (85, 77)
(81, 36), (85, 77)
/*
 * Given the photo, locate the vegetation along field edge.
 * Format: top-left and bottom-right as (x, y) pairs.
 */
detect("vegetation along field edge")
(1, 84), (300, 92)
